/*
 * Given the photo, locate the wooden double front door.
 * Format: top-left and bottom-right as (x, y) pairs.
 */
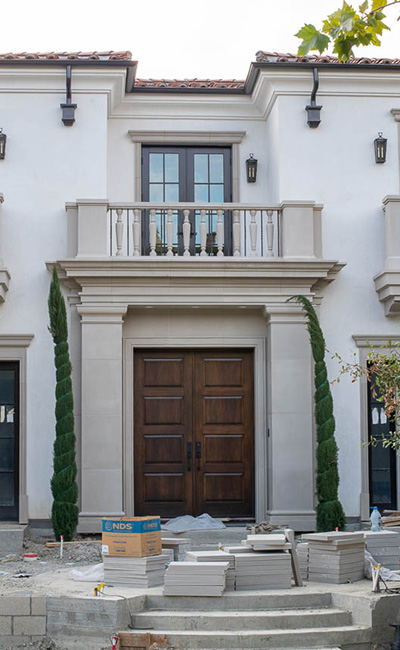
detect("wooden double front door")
(134, 350), (254, 519)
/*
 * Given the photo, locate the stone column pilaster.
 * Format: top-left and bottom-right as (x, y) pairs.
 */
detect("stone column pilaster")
(264, 304), (316, 531)
(77, 304), (127, 533)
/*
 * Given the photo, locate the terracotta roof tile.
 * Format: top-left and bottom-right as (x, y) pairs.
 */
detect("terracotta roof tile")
(256, 50), (400, 65)
(134, 78), (245, 89)
(0, 51), (132, 61)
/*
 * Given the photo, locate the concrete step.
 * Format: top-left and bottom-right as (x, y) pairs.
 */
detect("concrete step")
(133, 607), (351, 631)
(0, 523), (26, 558)
(143, 625), (372, 648)
(161, 527), (248, 549)
(145, 591), (333, 611)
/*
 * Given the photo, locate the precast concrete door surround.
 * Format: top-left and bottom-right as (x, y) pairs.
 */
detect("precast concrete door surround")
(134, 349), (254, 519)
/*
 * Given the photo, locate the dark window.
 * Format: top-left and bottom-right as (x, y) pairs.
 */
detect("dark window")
(142, 146), (232, 256)
(0, 362), (19, 520)
(368, 374), (397, 512)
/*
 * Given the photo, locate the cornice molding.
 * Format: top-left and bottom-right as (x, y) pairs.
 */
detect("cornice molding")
(53, 257), (344, 308)
(353, 334), (400, 347)
(128, 130), (246, 144)
(0, 334), (34, 348)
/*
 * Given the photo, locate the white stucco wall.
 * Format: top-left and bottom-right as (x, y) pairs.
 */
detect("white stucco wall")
(0, 70), (108, 518)
(1, 62), (400, 521)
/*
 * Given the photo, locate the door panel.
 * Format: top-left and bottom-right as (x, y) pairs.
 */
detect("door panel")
(0, 363), (19, 520)
(134, 352), (193, 517)
(193, 351), (254, 517)
(134, 350), (254, 519)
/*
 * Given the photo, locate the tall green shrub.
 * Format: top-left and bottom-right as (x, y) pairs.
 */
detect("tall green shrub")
(294, 295), (346, 532)
(48, 267), (78, 541)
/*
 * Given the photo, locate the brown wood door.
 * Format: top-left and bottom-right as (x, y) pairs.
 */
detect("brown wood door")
(134, 350), (254, 518)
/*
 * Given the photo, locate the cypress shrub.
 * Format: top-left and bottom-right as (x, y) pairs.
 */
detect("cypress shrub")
(48, 267), (78, 541)
(294, 295), (346, 532)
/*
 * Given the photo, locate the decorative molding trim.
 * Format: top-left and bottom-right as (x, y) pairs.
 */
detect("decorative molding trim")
(128, 130), (246, 144)
(353, 334), (400, 347)
(123, 335), (267, 523)
(0, 334), (34, 524)
(128, 131), (245, 202)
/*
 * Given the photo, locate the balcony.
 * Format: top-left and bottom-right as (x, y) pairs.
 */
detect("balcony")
(375, 196), (400, 315)
(66, 200), (324, 260)
(60, 199), (343, 308)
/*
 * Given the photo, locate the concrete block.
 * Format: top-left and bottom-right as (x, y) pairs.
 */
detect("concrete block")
(31, 595), (47, 615)
(13, 615), (46, 636)
(0, 616), (12, 634)
(0, 596), (30, 615)
(0, 525), (26, 558)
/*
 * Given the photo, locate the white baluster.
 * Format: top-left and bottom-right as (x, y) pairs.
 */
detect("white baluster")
(166, 209), (174, 257)
(216, 209), (224, 257)
(266, 210), (275, 257)
(232, 209), (241, 257)
(116, 209), (124, 256)
(250, 209), (258, 256)
(133, 209), (141, 257)
(149, 208), (157, 256)
(183, 209), (191, 257)
(200, 209), (207, 256)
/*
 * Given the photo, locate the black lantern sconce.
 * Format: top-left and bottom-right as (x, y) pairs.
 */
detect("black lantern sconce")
(0, 129), (6, 160)
(374, 132), (387, 164)
(246, 154), (258, 183)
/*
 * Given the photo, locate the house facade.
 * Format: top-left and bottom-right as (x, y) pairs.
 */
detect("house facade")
(0, 50), (399, 533)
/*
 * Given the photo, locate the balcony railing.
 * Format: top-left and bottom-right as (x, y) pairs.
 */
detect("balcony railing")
(108, 203), (280, 258)
(66, 199), (322, 261)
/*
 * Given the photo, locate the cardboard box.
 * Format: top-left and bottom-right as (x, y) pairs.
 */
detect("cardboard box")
(102, 516), (161, 557)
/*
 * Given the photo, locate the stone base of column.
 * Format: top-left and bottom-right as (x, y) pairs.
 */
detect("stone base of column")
(267, 510), (316, 532)
(78, 512), (125, 534)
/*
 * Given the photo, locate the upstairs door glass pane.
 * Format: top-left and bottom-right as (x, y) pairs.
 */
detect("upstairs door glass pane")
(148, 152), (180, 254)
(194, 153), (226, 255)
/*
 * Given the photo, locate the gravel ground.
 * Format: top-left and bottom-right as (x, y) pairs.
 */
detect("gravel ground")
(0, 534), (102, 591)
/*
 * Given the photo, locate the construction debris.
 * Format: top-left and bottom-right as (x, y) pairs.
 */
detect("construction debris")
(164, 561), (229, 596)
(303, 532), (365, 584)
(364, 530), (400, 570)
(103, 554), (166, 587)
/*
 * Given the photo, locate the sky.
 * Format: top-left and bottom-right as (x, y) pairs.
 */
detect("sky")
(2, 0), (400, 79)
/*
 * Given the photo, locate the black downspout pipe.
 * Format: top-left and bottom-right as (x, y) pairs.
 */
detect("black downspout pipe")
(306, 67), (322, 128)
(60, 65), (77, 126)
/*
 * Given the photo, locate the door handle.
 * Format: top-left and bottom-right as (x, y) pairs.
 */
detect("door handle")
(187, 442), (192, 471)
(195, 441), (201, 471)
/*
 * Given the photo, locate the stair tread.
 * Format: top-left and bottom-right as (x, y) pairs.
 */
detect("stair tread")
(132, 625), (369, 635)
(136, 607), (348, 617)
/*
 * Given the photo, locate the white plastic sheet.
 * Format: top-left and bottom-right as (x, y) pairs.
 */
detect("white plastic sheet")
(71, 562), (104, 582)
(162, 513), (226, 533)
(364, 550), (400, 581)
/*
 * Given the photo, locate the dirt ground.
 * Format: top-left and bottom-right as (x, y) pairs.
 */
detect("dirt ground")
(0, 534), (102, 592)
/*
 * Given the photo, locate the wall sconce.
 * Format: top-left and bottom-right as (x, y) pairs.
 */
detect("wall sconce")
(0, 129), (6, 159)
(246, 154), (258, 183)
(60, 65), (77, 126)
(374, 132), (387, 164)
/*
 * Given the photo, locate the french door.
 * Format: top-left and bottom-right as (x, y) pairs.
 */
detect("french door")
(0, 363), (19, 520)
(134, 350), (254, 519)
(142, 146), (232, 255)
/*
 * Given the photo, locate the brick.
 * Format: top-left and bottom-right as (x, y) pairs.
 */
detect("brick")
(31, 596), (47, 616)
(0, 596), (30, 616)
(0, 615), (12, 634)
(13, 615), (46, 636)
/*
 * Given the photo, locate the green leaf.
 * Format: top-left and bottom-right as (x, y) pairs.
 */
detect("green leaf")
(372, 0), (389, 10)
(296, 24), (330, 55)
(359, 0), (368, 13)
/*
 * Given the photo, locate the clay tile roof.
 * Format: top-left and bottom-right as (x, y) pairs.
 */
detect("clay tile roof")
(134, 78), (245, 89)
(0, 51), (133, 61)
(255, 50), (400, 65)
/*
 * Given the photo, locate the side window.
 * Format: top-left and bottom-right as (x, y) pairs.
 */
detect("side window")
(368, 374), (397, 511)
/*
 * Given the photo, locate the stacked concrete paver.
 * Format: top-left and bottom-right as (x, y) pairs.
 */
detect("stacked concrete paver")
(303, 532), (365, 584)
